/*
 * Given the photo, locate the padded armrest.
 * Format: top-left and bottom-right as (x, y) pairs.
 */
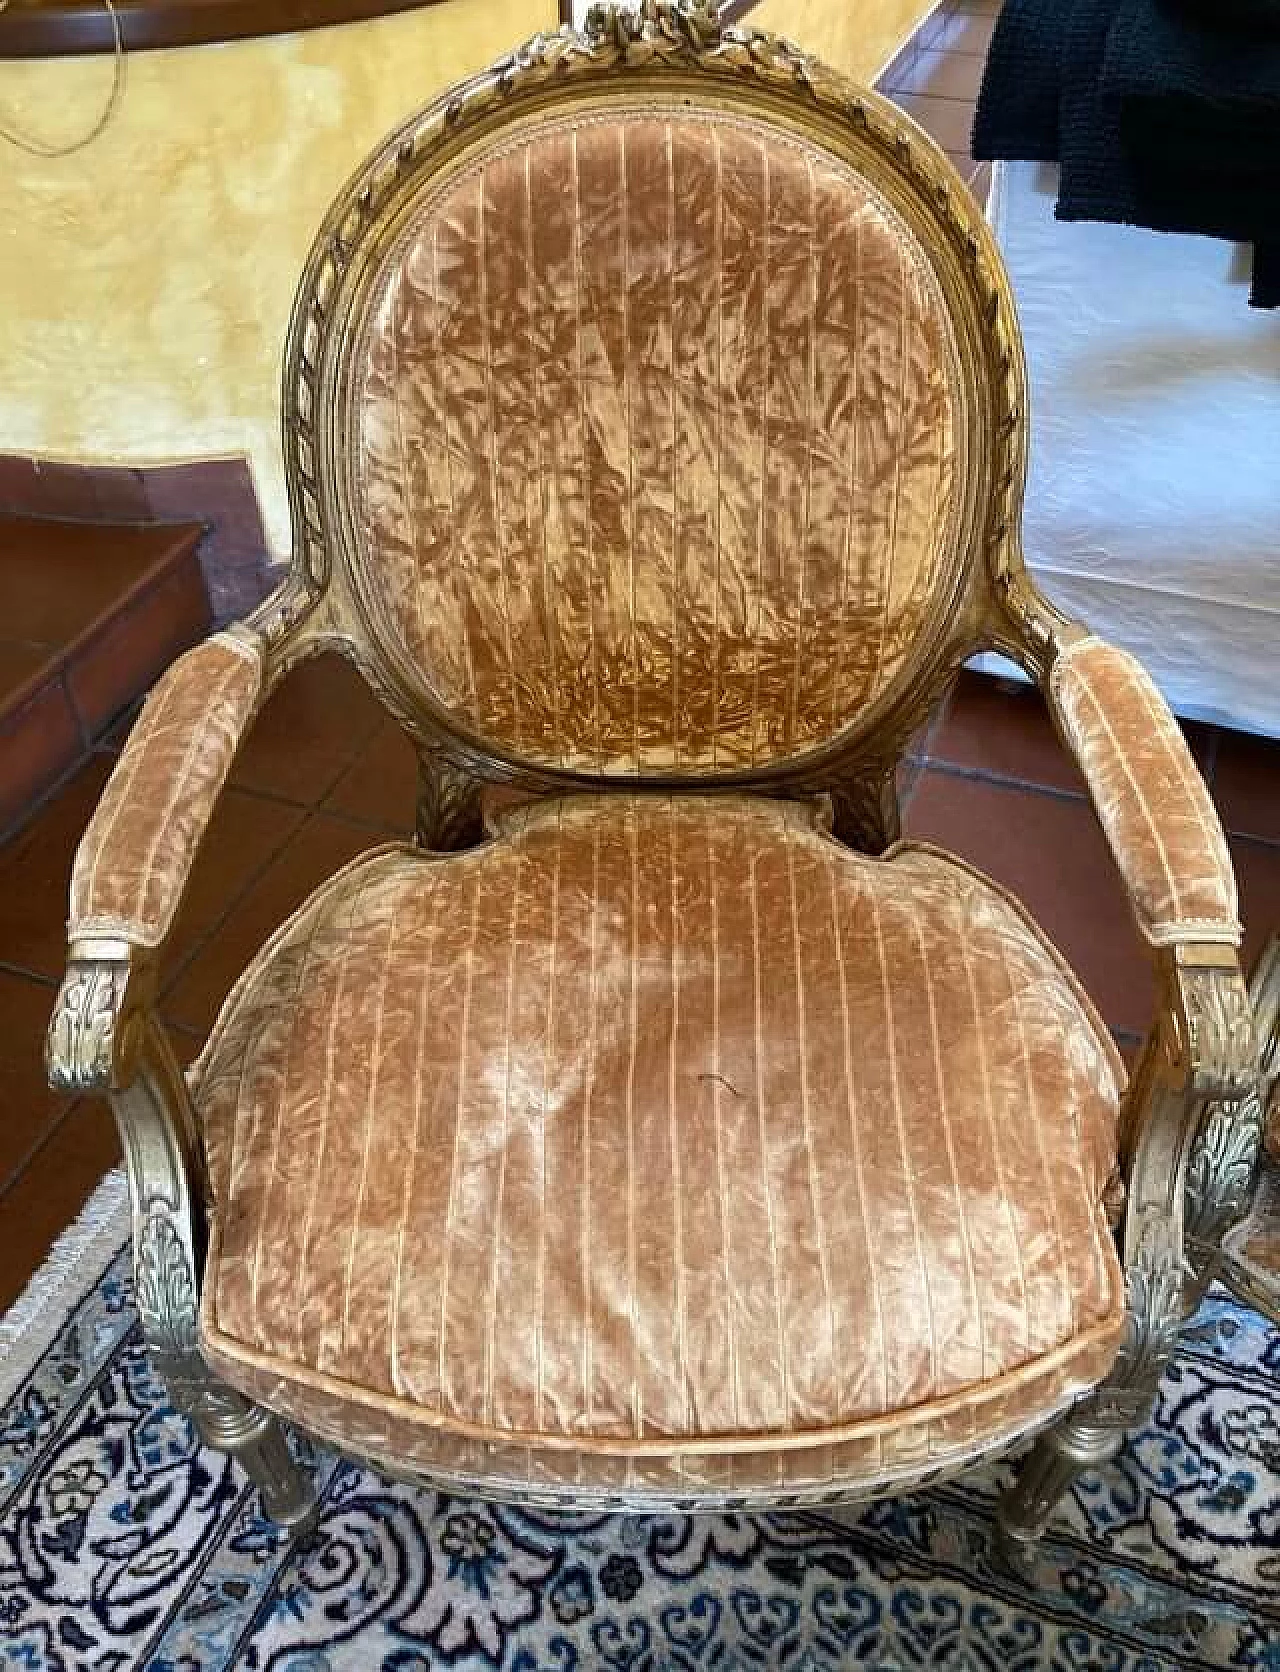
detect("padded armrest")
(1046, 636), (1239, 949)
(68, 631), (264, 950)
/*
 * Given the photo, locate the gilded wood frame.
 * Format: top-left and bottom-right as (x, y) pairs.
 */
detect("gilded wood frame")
(45, 0), (1270, 1539)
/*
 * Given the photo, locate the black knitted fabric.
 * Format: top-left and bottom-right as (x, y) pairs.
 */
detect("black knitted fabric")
(1103, 3), (1280, 231)
(971, 0), (1070, 161)
(1054, 0), (1132, 225)
(973, 0), (1280, 307)
(1159, 0), (1280, 29)
(1250, 243), (1280, 306)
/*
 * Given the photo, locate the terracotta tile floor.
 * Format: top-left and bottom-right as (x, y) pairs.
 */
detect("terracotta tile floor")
(880, 0), (997, 203)
(1, 649), (1277, 1313)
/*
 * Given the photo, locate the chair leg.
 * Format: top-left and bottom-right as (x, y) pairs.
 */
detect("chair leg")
(193, 1391), (319, 1534)
(998, 1207), (1186, 1562)
(996, 1411), (1123, 1562)
(133, 1200), (318, 1534)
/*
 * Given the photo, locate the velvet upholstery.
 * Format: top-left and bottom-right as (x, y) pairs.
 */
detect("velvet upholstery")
(195, 794), (1125, 1504)
(68, 633), (263, 949)
(1048, 637), (1239, 947)
(355, 109), (961, 774)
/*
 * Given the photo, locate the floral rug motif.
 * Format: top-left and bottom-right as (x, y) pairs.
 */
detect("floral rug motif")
(1, 1175), (1278, 1671)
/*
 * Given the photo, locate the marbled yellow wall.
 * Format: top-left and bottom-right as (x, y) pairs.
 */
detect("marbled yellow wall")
(746, 0), (937, 85)
(0, 0), (553, 555)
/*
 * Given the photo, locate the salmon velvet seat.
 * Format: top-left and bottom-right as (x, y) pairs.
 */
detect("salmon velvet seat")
(47, 2), (1265, 1549)
(193, 797), (1125, 1503)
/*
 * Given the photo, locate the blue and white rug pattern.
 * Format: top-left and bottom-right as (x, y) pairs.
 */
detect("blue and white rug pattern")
(1, 1178), (1277, 1671)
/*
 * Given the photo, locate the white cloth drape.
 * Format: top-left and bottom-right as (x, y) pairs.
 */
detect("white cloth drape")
(985, 159), (1280, 739)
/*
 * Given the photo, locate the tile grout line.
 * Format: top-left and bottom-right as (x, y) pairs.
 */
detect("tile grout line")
(156, 805), (335, 1003)
(906, 752), (1280, 849)
(155, 799), (406, 1028)
(0, 959), (60, 988)
(912, 757), (1091, 805)
(0, 1099), (85, 1211)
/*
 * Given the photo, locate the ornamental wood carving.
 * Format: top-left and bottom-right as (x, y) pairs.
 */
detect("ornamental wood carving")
(1177, 961), (1257, 1098)
(46, 960), (130, 1094)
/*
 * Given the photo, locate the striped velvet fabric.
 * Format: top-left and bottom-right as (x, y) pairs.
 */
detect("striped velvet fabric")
(1049, 638), (1240, 947)
(354, 107), (960, 776)
(68, 633), (263, 950)
(196, 794), (1126, 1504)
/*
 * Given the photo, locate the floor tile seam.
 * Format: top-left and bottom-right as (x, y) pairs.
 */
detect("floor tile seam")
(0, 1100), (82, 1209)
(157, 806), (332, 1001)
(1228, 827), (1280, 856)
(155, 801), (404, 1021)
(0, 959), (59, 989)
(914, 757), (1090, 804)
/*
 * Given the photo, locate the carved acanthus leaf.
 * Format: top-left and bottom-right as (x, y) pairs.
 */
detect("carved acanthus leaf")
(135, 1203), (205, 1414)
(415, 746), (484, 852)
(1252, 934), (1280, 1162)
(1185, 1094), (1264, 1247)
(1176, 962), (1257, 1099)
(136, 1205), (198, 1357)
(46, 961), (130, 1095)
(585, 0), (722, 52)
(1084, 1209), (1184, 1430)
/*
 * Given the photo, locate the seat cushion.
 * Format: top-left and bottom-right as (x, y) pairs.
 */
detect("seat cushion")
(195, 794), (1126, 1510)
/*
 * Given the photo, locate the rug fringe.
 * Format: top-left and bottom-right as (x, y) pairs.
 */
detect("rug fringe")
(0, 1166), (130, 1405)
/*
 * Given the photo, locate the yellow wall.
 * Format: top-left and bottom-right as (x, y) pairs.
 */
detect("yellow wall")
(747, 0), (937, 85)
(0, 0), (553, 555)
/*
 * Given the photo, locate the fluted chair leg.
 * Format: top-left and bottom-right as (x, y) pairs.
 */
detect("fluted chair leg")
(996, 1213), (1186, 1567)
(193, 1393), (319, 1534)
(996, 1414), (1123, 1562)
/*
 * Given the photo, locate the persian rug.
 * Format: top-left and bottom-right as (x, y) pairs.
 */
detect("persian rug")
(2, 1173), (1277, 1672)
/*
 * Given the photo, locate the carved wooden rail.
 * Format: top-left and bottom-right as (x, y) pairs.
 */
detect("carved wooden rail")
(0, 0), (540, 58)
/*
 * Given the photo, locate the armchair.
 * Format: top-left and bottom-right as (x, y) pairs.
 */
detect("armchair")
(46, 0), (1275, 1551)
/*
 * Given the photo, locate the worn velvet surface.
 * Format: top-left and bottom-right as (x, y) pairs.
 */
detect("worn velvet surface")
(196, 794), (1125, 1501)
(1049, 637), (1240, 947)
(68, 633), (262, 950)
(355, 109), (960, 774)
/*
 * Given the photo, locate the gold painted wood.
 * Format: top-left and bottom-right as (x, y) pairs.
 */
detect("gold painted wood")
(997, 938), (1261, 1560)
(1202, 935), (1280, 1326)
(45, 944), (318, 1528)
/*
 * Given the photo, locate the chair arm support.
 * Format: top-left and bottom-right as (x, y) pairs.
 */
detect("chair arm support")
(46, 939), (221, 1407)
(995, 942), (1263, 1537)
(67, 629), (264, 953)
(1166, 943), (1257, 1101)
(46, 942), (153, 1096)
(1119, 944), (1261, 1313)
(1044, 635), (1240, 950)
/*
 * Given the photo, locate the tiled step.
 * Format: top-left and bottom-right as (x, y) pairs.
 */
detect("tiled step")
(0, 514), (210, 838)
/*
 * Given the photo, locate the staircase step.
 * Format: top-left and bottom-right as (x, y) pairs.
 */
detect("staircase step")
(0, 515), (209, 839)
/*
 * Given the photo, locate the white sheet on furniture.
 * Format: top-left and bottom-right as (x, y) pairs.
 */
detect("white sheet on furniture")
(985, 160), (1280, 738)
